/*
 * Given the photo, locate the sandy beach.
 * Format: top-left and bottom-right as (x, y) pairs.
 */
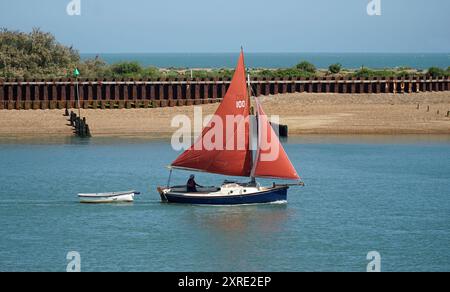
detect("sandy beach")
(0, 92), (449, 138)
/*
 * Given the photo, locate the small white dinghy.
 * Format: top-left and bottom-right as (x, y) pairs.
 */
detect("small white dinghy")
(78, 190), (140, 204)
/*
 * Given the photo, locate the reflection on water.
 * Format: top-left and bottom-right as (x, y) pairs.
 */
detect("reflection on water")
(181, 204), (292, 271)
(188, 204), (289, 234)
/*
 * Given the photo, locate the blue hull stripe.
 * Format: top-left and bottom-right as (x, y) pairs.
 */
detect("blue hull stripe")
(161, 187), (288, 205)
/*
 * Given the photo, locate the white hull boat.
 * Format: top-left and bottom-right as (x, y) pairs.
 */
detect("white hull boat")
(78, 190), (140, 204)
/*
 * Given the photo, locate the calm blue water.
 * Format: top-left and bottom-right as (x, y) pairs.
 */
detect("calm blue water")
(0, 135), (449, 272)
(81, 53), (450, 69)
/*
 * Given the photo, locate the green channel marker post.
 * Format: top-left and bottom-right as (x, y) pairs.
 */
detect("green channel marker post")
(74, 68), (81, 117)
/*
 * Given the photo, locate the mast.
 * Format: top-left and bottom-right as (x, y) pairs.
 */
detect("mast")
(247, 72), (256, 184)
(242, 46), (256, 183)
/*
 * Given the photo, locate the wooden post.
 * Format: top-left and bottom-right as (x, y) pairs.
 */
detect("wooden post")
(186, 81), (192, 105)
(331, 77), (337, 93)
(273, 78), (279, 95)
(342, 77), (348, 94)
(113, 80), (120, 103)
(374, 77), (380, 94)
(79, 117), (85, 137)
(15, 82), (22, 110)
(68, 80), (75, 108)
(104, 81), (110, 103)
(57, 79), (65, 109)
(290, 78), (297, 94)
(140, 79), (147, 103)
(177, 82), (183, 102)
(23, 82), (31, 109)
(6, 84), (13, 110)
(150, 83), (156, 100)
(264, 78), (270, 95)
(159, 81), (165, 102)
(33, 82), (40, 110)
(212, 80), (218, 102)
(122, 81), (129, 105)
(75, 117), (80, 135)
(356, 78), (362, 93)
(132, 81), (138, 102)
(40, 81), (48, 109)
(85, 124), (91, 137)
(69, 111), (73, 126)
(434, 76), (439, 91)
(96, 81), (102, 103)
(281, 78), (288, 94)
(194, 79), (201, 104)
(0, 81), (4, 110)
(221, 79), (228, 99)
(49, 82), (56, 109)
(77, 79), (83, 113)
(4, 85), (11, 110)
(255, 79), (262, 96)
(167, 80), (174, 101)
(350, 78), (356, 93)
(203, 81), (209, 103)
(316, 78), (322, 93)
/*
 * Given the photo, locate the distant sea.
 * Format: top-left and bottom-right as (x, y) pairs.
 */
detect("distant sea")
(80, 53), (450, 69)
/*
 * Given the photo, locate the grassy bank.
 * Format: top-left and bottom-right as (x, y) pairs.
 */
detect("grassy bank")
(1, 28), (450, 80)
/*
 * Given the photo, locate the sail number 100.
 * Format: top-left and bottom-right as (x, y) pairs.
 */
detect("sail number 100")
(236, 100), (246, 109)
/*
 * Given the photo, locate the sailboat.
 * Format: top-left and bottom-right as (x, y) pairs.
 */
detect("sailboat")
(157, 50), (304, 205)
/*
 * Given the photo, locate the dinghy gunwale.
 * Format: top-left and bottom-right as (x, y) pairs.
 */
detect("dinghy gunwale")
(78, 190), (138, 198)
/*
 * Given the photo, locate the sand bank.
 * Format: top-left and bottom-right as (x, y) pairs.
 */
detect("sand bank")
(0, 92), (449, 138)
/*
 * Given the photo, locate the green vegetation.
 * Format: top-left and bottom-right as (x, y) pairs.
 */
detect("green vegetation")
(1, 29), (448, 80)
(295, 61), (316, 73)
(354, 67), (397, 78)
(352, 67), (420, 78)
(328, 63), (342, 74)
(110, 62), (143, 77)
(0, 28), (79, 78)
(427, 67), (447, 78)
(76, 57), (109, 78)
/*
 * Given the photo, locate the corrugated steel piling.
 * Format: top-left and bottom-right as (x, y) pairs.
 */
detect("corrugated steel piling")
(0, 76), (449, 110)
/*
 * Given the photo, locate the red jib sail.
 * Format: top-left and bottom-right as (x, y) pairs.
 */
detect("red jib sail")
(251, 98), (300, 180)
(171, 51), (253, 177)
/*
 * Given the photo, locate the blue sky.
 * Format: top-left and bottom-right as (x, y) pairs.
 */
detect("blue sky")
(1, 0), (449, 53)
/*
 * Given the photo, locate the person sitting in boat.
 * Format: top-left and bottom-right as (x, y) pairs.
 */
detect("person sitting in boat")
(187, 174), (203, 193)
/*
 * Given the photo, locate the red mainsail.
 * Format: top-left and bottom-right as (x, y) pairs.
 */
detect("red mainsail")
(251, 98), (300, 180)
(171, 51), (253, 177)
